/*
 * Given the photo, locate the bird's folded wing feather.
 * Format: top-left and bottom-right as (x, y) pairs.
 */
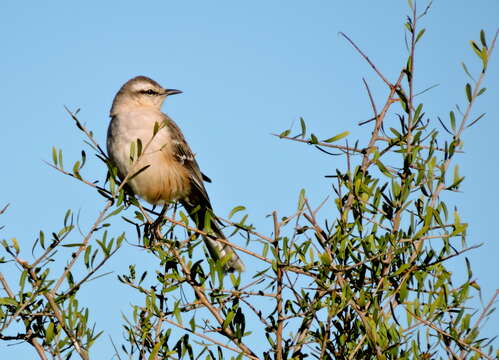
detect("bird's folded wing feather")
(162, 114), (212, 209)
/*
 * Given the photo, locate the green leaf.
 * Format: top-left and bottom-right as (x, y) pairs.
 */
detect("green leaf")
(64, 209), (72, 227)
(189, 316), (196, 332)
(278, 129), (291, 138)
(179, 211), (189, 226)
(465, 83), (472, 102)
(375, 160), (394, 178)
(323, 131), (350, 143)
(19, 270), (27, 292)
(117, 233), (125, 247)
(11, 238), (19, 254)
(153, 121), (160, 136)
(413, 103), (423, 122)
(405, 55), (413, 76)
(309, 133), (319, 144)
(415, 28), (426, 43)
(470, 281), (481, 291)
(84, 246), (92, 268)
(45, 322), (55, 343)
(467, 112), (486, 128)
(148, 341), (162, 360)
(0, 297), (17, 306)
(299, 117), (306, 138)
(136, 138), (143, 157)
(453, 165), (460, 185)
(477, 87), (486, 96)
(424, 207), (433, 227)
(222, 310), (235, 329)
(61, 243), (85, 247)
(104, 205), (125, 221)
(80, 150), (87, 168)
(262, 243), (269, 258)
(58, 149), (63, 170)
(389, 127), (402, 138)
(465, 257), (473, 279)
(203, 209), (213, 233)
(228, 206), (246, 219)
(298, 189), (306, 210)
(449, 111), (456, 132)
(39, 231), (45, 249)
(396, 88), (409, 113)
(173, 301), (182, 325)
(52, 146), (58, 166)
(129, 141), (136, 161)
(470, 40), (482, 58)
(480, 29), (488, 49)
(72, 160), (81, 179)
(461, 62), (475, 82)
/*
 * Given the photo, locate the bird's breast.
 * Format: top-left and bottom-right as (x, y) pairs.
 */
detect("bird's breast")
(107, 109), (191, 204)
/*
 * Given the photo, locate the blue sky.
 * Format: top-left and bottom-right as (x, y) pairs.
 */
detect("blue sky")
(1, 1), (498, 358)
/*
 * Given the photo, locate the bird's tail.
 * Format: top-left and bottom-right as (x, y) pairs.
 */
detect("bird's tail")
(181, 202), (245, 273)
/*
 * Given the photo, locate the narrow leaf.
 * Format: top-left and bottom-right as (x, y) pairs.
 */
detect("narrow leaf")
(45, 322), (55, 343)
(279, 129), (291, 138)
(450, 111), (456, 132)
(0, 297), (17, 306)
(323, 131), (350, 143)
(480, 29), (488, 49)
(52, 147), (58, 166)
(415, 28), (426, 43)
(461, 62), (475, 82)
(228, 206), (246, 219)
(467, 113), (486, 128)
(465, 83), (472, 102)
(300, 117), (306, 138)
(136, 139), (143, 157)
(470, 40), (482, 57)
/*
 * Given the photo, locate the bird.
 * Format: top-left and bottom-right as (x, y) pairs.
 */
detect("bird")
(106, 76), (244, 272)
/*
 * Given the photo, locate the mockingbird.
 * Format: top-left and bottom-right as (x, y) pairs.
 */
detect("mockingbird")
(107, 76), (244, 272)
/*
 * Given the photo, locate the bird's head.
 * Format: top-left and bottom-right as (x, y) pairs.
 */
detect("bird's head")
(110, 76), (182, 115)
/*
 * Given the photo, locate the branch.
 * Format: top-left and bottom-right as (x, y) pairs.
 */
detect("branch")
(162, 317), (259, 360)
(339, 32), (394, 88)
(406, 308), (494, 360)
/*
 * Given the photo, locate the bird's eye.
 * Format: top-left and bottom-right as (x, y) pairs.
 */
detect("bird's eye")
(141, 89), (157, 95)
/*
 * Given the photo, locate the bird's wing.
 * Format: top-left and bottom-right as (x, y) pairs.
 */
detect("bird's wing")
(162, 114), (213, 209)
(161, 114), (245, 273)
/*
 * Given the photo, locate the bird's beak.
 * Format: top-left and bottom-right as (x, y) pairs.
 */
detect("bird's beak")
(163, 89), (183, 96)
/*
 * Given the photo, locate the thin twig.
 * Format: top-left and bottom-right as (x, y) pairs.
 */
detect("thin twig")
(406, 308), (494, 360)
(141, 207), (258, 359)
(273, 211), (284, 360)
(16, 260), (89, 360)
(430, 30), (499, 207)
(363, 78), (379, 126)
(339, 32), (393, 88)
(274, 134), (364, 153)
(51, 201), (113, 294)
(162, 317), (259, 360)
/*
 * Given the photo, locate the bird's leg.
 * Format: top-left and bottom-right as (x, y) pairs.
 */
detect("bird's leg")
(152, 204), (169, 241)
(168, 203), (179, 241)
